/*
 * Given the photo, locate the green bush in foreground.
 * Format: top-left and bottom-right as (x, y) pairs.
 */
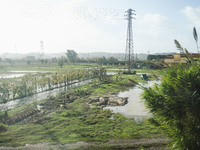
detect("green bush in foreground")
(143, 63), (200, 149)
(143, 27), (200, 149)
(143, 65), (200, 150)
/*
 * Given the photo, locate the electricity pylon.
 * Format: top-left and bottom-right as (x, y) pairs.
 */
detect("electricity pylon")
(125, 8), (136, 73)
(38, 41), (44, 60)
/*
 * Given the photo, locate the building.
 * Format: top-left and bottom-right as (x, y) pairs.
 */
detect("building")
(164, 53), (200, 65)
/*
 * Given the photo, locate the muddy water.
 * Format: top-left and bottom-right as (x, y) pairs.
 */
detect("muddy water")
(0, 79), (92, 111)
(105, 81), (160, 121)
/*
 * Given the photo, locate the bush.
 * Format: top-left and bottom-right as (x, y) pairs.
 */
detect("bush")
(0, 123), (7, 132)
(143, 63), (200, 149)
(143, 28), (200, 149)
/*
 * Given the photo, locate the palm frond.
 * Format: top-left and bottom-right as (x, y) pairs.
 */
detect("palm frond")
(184, 48), (193, 64)
(193, 27), (199, 53)
(193, 27), (198, 42)
(174, 40), (184, 53)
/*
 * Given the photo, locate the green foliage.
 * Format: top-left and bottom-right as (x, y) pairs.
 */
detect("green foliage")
(0, 111), (8, 122)
(107, 57), (119, 65)
(174, 39), (184, 53)
(72, 87), (91, 96)
(66, 50), (78, 64)
(57, 58), (64, 68)
(0, 108), (159, 146)
(143, 63), (200, 149)
(174, 40), (195, 64)
(0, 123), (7, 132)
(94, 57), (120, 65)
(193, 27), (199, 53)
(141, 60), (164, 69)
(147, 55), (169, 60)
(0, 68), (102, 103)
(193, 27), (198, 42)
(143, 28), (200, 149)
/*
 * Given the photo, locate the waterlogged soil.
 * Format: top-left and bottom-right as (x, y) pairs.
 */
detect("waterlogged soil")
(0, 79), (92, 111)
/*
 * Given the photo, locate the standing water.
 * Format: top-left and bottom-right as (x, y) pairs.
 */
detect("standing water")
(0, 79), (92, 111)
(105, 80), (160, 121)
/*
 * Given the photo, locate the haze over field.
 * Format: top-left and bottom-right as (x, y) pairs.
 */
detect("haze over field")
(0, 0), (199, 54)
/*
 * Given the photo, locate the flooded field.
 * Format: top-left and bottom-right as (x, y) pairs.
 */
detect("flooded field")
(0, 70), (50, 79)
(0, 74), (25, 79)
(0, 79), (92, 111)
(0, 70), (159, 122)
(105, 80), (160, 121)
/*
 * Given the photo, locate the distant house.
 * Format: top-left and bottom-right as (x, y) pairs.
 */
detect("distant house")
(164, 53), (200, 65)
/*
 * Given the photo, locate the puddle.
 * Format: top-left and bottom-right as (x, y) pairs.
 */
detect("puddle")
(105, 80), (160, 121)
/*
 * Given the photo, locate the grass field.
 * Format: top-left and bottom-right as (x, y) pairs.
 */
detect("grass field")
(0, 63), (168, 149)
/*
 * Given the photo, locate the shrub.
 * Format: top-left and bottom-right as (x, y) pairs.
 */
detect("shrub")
(143, 27), (200, 149)
(0, 123), (7, 132)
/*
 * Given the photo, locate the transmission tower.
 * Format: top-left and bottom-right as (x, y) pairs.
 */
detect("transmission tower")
(39, 41), (44, 59)
(125, 8), (135, 72)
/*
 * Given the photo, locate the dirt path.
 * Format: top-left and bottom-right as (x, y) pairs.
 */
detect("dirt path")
(0, 138), (170, 150)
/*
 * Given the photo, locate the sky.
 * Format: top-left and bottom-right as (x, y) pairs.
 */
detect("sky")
(0, 0), (199, 54)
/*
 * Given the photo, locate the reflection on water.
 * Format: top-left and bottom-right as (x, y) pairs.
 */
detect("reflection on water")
(0, 79), (92, 111)
(0, 74), (25, 79)
(105, 80), (160, 121)
(0, 71), (50, 79)
(9, 71), (50, 73)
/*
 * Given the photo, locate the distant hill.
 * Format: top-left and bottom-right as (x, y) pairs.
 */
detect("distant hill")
(0, 53), (66, 60)
(0, 52), (174, 60)
(78, 52), (148, 60)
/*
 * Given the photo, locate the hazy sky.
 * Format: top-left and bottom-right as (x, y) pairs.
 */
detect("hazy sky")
(0, 0), (199, 54)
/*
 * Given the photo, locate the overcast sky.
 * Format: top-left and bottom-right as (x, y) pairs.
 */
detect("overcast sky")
(0, 0), (199, 54)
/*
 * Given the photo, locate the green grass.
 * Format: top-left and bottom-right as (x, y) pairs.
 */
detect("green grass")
(0, 62), (98, 72)
(0, 110), (161, 146)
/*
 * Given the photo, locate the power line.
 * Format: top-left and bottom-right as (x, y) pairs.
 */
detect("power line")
(137, 16), (188, 42)
(18, 4), (125, 20)
(8, 0), (189, 42)
(1, 1), (193, 54)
